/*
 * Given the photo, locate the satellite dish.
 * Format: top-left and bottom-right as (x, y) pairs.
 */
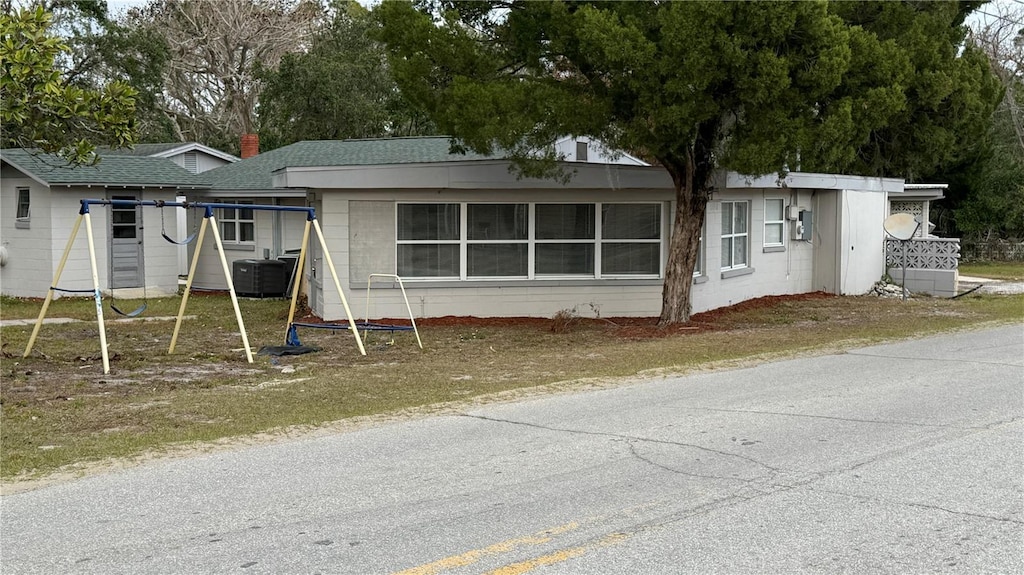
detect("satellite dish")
(883, 213), (920, 241)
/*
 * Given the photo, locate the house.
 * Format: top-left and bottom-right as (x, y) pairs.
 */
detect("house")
(185, 137), (903, 321)
(3, 137), (908, 320)
(0, 148), (213, 299)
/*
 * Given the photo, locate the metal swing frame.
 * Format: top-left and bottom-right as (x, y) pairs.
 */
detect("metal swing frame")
(23, 199), (366, 374)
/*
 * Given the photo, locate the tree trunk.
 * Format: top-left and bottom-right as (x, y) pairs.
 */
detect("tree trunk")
(658, 134), (716, 325)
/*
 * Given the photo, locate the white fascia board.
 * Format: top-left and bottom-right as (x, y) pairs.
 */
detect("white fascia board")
(722, 171), (905, 193)
(272, 161), (674, 191)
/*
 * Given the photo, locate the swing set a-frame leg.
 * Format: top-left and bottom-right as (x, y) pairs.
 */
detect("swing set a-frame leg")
(169, 215), (209, 355)
(168, 214), (253, 363)
(24, 212), (111, 374)
(283, 219), (312, 341)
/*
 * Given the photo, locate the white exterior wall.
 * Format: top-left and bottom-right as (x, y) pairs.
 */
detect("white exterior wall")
(1, 172), (53, 297)
(689, 190), (815, 314)
(165, 151), (232, 174)
(812, 189), (887, 295)
(0, 185), (181, 298)
(314, 188), (818, 321)
(551, 137), (647, 165)
(134, 190), (182, 296)
(837, 189), (887, 294)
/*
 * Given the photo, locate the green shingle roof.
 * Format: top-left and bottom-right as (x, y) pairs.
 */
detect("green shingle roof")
(206, 137), (498, 190)
(0, 148), (210, 188)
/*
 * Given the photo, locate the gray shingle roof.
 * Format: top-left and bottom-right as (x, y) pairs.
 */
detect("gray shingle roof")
(206, 137), (498, 190)
(0, 148), (210, 188)
(97, 143), (185, 156)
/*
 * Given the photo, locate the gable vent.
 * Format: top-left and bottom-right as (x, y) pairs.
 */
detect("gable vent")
(183, 151), (198, 174)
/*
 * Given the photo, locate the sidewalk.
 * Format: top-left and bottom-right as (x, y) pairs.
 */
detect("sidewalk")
(0, 316), (192, 328)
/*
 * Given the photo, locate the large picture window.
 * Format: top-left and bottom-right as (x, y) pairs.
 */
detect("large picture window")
(396, 202), (663, 280)
(721, 201), (749, 271)
(764, 198), (785, 247)
(220, 201), (254, 243)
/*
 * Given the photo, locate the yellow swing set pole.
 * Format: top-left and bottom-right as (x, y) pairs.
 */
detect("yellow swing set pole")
(23, 213), (84, 359)
(169, 214), (209, 354)
(208, 214), (254, 363)
(283, 219), (312, 341)
(312, 218), (366, 356)
(83, 211), (111, 374)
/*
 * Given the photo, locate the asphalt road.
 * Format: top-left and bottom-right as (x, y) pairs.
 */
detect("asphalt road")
(2, 325), (1022, 574)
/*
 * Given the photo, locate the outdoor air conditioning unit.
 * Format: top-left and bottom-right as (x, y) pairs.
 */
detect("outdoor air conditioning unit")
(232, 259), (287, 298)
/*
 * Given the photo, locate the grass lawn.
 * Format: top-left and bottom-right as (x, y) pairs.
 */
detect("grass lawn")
(1, 290), (1022, 484)
(959, 261), (1024, 281)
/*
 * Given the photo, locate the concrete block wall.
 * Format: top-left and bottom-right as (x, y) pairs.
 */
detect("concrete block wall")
(889, 268), (958, 298)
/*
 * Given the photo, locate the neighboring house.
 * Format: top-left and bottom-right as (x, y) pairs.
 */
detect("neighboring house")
(0, 148), (210, 298)
(98, 143), (240, 275)
(188, 136), (902, 321)
(98, 142), (239, 175)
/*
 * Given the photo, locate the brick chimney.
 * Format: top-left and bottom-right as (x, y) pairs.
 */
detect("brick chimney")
(241, 133), (259, 159)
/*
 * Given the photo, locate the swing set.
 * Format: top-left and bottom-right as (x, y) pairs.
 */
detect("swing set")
(23, 198), (366, 374)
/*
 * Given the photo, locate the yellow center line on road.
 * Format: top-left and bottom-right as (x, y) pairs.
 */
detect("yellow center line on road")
(484, 532), (630, 575)
(391, 522), (580, 575)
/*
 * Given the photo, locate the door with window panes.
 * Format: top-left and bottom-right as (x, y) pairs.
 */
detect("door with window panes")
(109, 194), (145, 288)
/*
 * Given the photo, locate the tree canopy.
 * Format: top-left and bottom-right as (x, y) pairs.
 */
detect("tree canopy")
(375, 0), (1001, 323)
(1, 6), (137, 164)
(122, 0), (323, 154)
(257, 0), (436, 151)
(934, 1), (1024, 240)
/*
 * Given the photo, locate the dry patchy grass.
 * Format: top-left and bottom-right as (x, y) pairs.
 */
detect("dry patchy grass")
(1, 291), (1021, 485)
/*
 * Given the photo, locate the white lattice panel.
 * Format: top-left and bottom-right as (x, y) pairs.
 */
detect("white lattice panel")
(886, 238), (960, 270)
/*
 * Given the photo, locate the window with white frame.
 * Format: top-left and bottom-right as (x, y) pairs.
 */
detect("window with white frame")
(396, 202), (663, 279)
(601, 203), (661, 275)
(764, 198), (785, 247)
(721, 200), (749, 270)
(536, 204), (595, 275)
(220, 201), (254, 243)
(397, 203), (460, 277)
(16, 187), (30, 221)
(467, 203), (528, 277)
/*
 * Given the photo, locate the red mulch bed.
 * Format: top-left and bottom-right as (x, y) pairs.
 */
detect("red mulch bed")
(304, 291), (838, 340)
